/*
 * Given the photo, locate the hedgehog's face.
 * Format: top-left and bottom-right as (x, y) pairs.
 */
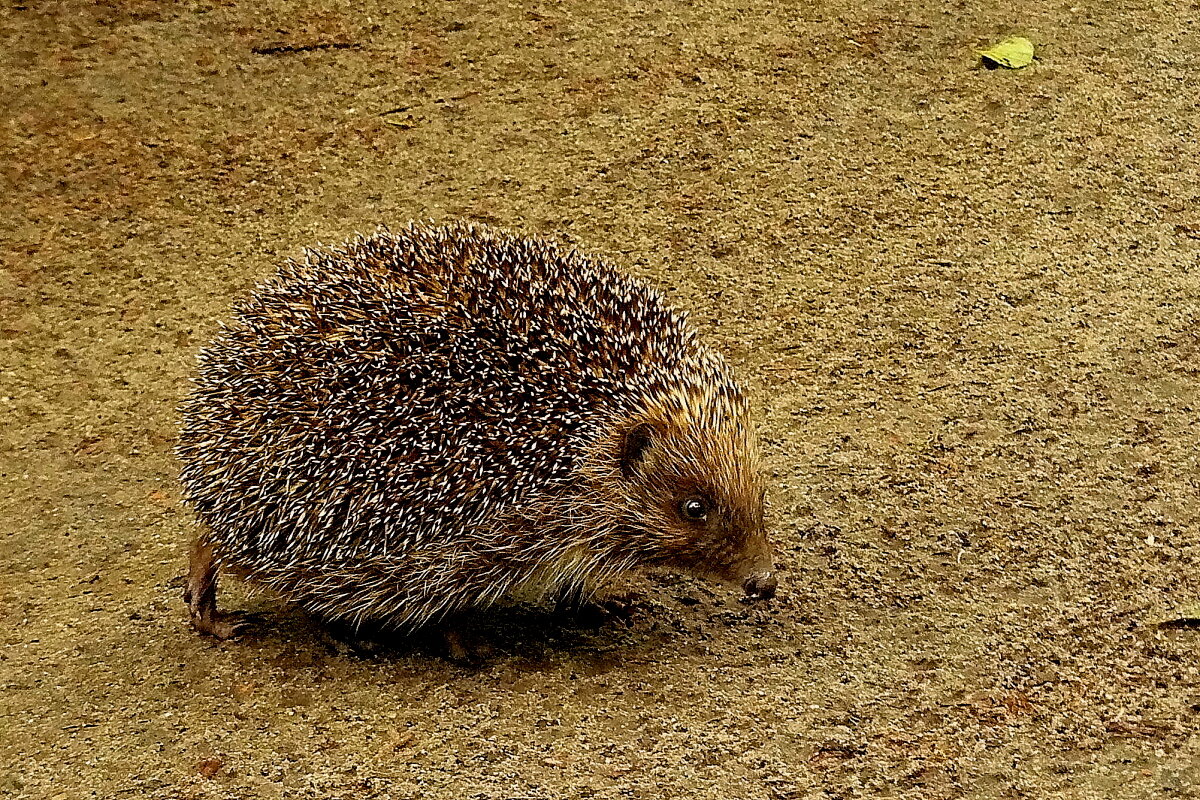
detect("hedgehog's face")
(606, 408), (777, 600)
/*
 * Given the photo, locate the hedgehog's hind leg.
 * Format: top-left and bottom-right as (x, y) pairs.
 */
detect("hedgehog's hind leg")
(319, 618), (395, 658)
(184, 538), (255, 639)
(436, 612), (497, 665)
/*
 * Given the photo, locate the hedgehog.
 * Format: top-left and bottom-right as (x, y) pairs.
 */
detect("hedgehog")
(177, 221), (776, 650)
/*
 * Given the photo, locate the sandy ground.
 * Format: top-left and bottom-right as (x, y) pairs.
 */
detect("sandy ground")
(3, 0), (1200, 798)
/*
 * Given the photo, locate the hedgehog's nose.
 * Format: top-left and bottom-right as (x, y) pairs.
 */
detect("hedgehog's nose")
(742, 571), (777, 601)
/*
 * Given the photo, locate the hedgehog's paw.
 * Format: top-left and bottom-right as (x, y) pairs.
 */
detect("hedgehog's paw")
(192, 610), (259, 640)
(320, 620), (394, 658)
(596, 595), (638, 622)
(559, 593), (640, 628)
(442, 628), (496, 665)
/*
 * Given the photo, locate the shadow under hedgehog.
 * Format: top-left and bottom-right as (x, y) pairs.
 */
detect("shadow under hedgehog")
(177, 221), (777, 654)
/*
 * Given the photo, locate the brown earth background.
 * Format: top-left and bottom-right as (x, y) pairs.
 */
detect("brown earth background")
(2, 0), (1200, 798)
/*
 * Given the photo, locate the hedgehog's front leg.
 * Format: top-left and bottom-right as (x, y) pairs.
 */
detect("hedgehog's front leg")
(183, 538), (255, 639)
(552, 582), (637, 626)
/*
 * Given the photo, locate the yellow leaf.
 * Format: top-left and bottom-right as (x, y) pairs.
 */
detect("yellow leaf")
(1157, 606), (1200, 629)
(977, 36), (1035, 69)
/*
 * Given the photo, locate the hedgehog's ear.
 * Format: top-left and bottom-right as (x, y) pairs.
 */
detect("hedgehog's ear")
(619, 422), (657, 479)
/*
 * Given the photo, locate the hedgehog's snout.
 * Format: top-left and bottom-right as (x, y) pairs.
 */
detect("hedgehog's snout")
(742, 570), (777, 601)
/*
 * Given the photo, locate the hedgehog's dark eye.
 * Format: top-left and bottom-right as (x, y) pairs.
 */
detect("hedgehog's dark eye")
(679, 495), (709, 521)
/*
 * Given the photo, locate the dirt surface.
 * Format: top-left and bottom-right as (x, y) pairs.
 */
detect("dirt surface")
(3, 1), (1199, 797)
